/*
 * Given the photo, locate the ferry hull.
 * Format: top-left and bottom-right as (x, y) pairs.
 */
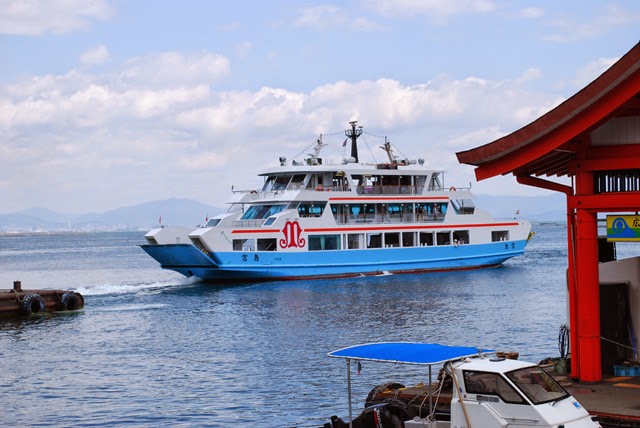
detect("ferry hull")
(141, 239), (528, 283)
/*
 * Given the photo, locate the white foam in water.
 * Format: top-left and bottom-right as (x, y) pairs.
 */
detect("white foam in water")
(74, 277), (196, 296)
(96, 303), (168, 312)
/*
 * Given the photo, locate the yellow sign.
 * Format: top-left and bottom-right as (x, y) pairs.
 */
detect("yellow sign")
(607, 215), (640, 242)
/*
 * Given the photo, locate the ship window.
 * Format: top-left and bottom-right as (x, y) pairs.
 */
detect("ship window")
(289, 174), (306, 190)
(262, 176), (276, 191)
(348, 234), (364, 249)
(367, 233), (382, 249)
(298, 201), (325, 217)
(272, 176), (291, 190)
(402, 232), (415, 247)
(451, 198), (475, 214)
(206, 218), (221, 227)
(384, 232), (400, 248)
(453, 230), (469, 245)
(419, 232), (434, 246)
(492, 231), (509, 242)
(429, 173), (443, 191)
(506, 366), (569, 405)
(436, 231), (451, 246)
(233, 238), (255, 251)
(309, 235), (340, 251)
(263, 217), (277, 226)
(257, 238), (277, 251)
(463, 371), (525, 405)
(241, 204), (286, 220)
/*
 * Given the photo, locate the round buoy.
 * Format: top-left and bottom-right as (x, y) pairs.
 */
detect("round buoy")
(59, 292), (80, 311)
(21, 293), (45, 314)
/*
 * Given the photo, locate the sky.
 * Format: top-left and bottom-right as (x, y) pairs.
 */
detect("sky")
(1, 0), (639, 214)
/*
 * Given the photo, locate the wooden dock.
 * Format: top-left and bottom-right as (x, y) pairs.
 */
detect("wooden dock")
(0, 281), (84, 315)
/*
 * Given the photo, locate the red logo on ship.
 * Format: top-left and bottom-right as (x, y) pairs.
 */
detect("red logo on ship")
(280, 220), (306, 248)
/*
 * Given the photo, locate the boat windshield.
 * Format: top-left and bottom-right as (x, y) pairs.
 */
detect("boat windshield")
(241, 204), (286, 220)
(505, 366), (570, 405)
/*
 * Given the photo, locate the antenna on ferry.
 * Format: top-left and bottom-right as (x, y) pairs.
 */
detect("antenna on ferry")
(345, 121), (363, 163)
(310, 135), (327, 159)
(381, 137), (396, 164)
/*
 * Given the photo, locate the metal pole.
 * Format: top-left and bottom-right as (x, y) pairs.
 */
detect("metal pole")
(428, 365), (433, 415)
(347, 359), (353, 428)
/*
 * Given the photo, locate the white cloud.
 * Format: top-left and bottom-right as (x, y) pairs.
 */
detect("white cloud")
(447, 125), (504, 149)
(519, 7), (544, 19)
(543, 5), (639, 43)
(572, 56), (618, 88)
(118, 52), (231, 88)
(80, 45), (110, 66)
(0, 0), (111, 35)
(516, 67), (543, 83)
(235, 41), (252, 59)
(367, 0), (496, 18)
(295, 5), (382, 30)
(0, 50), (565, 212)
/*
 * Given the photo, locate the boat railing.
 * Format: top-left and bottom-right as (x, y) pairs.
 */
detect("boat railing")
(232, 219), (265, 228)
(333, 212), (445, 225)
(356, 185), (425, 195)
(306, 184), (352, 192)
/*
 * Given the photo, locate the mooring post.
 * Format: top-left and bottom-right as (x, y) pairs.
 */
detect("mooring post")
(13, 280), (22, 292)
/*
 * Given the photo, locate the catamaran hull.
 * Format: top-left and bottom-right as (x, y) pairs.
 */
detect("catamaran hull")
(141, 239), (528, 283)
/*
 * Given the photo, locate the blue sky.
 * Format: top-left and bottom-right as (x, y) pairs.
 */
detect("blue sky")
(1, 0), (639, 214)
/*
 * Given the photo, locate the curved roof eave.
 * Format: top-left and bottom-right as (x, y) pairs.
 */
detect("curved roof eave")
(456, 42), (640, 181)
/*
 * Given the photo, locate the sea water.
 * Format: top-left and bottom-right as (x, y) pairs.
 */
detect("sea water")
(0, 223), (635, 427)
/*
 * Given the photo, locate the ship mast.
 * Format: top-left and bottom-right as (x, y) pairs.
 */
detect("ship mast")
(381, 137), (396, 164)
(345, 120), (363, 163)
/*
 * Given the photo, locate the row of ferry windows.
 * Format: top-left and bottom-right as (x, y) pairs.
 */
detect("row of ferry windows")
(239, 202), (452, 221)
(233, 230), (510, 251)
(232, 230), (494, 252)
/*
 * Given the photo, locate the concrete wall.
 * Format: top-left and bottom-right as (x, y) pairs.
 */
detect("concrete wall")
(600, 256), (640, 359)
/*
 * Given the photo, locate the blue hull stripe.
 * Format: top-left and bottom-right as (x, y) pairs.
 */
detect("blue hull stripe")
(141, 240), (528, 282)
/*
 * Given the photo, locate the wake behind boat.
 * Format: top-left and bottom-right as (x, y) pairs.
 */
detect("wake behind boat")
(141, 122), (533, 282)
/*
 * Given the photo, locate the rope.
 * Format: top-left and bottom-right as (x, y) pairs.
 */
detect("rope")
(359, 135), (378, 164)
(291, 140), (320, 161)
(601, 336), (637, 352)
(363, 131), (386, 139)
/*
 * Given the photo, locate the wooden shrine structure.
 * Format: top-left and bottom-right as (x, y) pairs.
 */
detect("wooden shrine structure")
(456, 42), (640, 382)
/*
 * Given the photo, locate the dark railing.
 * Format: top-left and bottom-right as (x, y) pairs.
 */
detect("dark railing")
(595, 170), (640, 193)
(356, 185), (425, 195)
(333, 212), (445, 225)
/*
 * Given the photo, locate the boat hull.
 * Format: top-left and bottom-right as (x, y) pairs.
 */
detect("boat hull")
(141, 239), (528, 283)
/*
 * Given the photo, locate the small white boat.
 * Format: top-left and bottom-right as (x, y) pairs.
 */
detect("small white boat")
(324, 342), (602, 428)
(141, 122), (533, 282)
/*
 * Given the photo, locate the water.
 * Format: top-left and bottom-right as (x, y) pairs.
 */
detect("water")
(0, 224), (635, 427)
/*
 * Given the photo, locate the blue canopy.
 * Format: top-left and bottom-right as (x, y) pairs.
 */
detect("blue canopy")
(328, 342), (492, 366)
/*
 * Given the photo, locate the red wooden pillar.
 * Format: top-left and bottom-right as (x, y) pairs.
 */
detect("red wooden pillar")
(567, 207), (580, 379)
(574, 170), (602, 382)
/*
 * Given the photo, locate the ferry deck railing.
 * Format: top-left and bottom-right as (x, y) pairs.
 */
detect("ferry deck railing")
(333, 213), (446, 225)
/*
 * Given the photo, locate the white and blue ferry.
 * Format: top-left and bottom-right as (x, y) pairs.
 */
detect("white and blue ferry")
(141, 122), (533, 282)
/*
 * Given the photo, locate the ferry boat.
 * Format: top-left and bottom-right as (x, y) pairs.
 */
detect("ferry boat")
(141, 122), (533, 282)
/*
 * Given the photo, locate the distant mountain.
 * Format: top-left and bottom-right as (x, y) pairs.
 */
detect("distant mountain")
(0, 198), (224, 232)
(0, 193), (568, 233)
(475, 192), (566, 222)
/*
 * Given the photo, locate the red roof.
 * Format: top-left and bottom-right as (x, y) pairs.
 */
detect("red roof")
(456, 42), (640, 181)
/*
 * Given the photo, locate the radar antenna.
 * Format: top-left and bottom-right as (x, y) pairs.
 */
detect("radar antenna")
(345, 121), (363, 163)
